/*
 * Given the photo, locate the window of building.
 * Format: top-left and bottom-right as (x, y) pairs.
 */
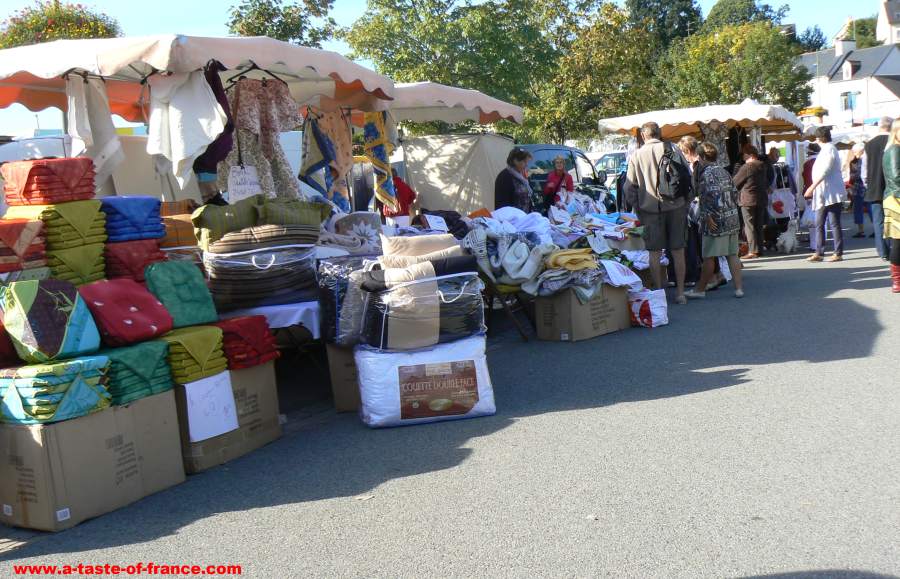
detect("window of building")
(840, 91), (858, 111)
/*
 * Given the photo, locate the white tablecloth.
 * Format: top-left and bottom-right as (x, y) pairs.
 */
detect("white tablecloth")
(219, 301), (321, 337)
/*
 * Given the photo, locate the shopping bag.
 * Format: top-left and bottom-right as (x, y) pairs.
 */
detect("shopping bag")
(718, 257), (733, 282)
(627, 289), (669, 328)
(799, 206), (815, 229)
(768, 188), (796, 220)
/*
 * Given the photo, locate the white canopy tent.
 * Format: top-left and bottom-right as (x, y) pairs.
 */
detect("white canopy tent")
(0, 34), (395, 121)
(598, 99), (803, 141)
(389, 82), (523, 124)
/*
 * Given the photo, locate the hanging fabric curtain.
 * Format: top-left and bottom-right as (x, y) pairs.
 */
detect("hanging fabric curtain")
(299, 115), (336, 198)
(363, 111), (397, 211)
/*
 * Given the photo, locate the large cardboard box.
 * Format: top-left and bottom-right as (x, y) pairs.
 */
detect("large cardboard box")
(535, 286), (631, 342)
(326, 343), (360, 413)
(0, 390), (185, 531)
(175, 362), (282, 474)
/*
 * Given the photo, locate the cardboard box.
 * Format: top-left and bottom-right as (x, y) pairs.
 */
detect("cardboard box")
(175, 362), (282, 474)
(326, 343), (361, 413)
(0, 390), (185, 531)
(534, 285), (631, 342)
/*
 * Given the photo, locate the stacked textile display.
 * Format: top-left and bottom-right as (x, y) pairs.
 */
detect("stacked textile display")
(213, 316), (279, 370)
(99, 341), (174, 405)
(101, 196), (165, 241)
(5, 200), (107, 286)
(1, 158), (95, 206)
(145, 261), (218, 328)
(160, 326), (227, 384)
(79, 279), (174, 346)
(0, 219), (47, 273)
(105, 239), (167, 282)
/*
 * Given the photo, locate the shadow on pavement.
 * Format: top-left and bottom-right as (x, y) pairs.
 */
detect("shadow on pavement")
(2, 241), (890, 562)
(742, 571), (898, 579)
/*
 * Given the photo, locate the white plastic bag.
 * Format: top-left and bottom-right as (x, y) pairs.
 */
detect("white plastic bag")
(768, 188), (796, 220)
(800, 206), (816, 228)
(718, 256), (733, 282)
(627, 289), (669, 328)
(355, 335), (496, 428)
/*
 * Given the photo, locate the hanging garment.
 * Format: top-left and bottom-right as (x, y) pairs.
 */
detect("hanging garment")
(100, 196), (165, 242)
(0, 355), (111, 424)
(104, 239), (166, 282)
(317, 110), (353, 210)
(216, 78), (303, 199)
(207, 224), (318, 253)
(192, 61), (235, 176)
(160, 326), (227, 384)
(79, 279), (174, 347)
(65, 75), (124, 187)
(46, 243), (106, 286)
(147, 71), (228, 188)
(212, 315), (279, 370)
(1, 158), (96, 205)
(0, 279), (101, 363)
(0, 219), (46, 273)
(145, 260), (218, 328)
(363, 111), (397, 211)
(99, 340), (173, 405)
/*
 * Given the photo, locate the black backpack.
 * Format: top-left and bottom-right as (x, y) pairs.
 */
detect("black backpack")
(657, 143), (692, 201)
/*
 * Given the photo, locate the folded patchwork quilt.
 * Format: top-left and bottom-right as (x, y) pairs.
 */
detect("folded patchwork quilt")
(160, 326), (227, 384)
(0, 157), (95, 206)
(212, 315), (280, 369)
(100, 341), (173, 405)
(0, 279), (101, 363)
(104, 239), (166, 282)
(145, 261), (218, 327)
(79, 279), (174, 346)
(0, 355), (110, 424)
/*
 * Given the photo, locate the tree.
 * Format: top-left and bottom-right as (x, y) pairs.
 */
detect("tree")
(625, 0), (703, 49)
(704, 0), (787, 29)
(848, 16), (879, 49)
(796, 26), (827, 53)
(0, 0), (120, 48)
(529, 3), (665, 141)
(228, 0), (336, 48)
(664, 22), (812, 112)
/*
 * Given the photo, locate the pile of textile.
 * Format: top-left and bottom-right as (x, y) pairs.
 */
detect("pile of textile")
(207, 224), (318, 253)
(160, 326), (227, 384)
(99, 341), (173, 405)
(160, 200), (199, 249)
(104, 239), (167, 282)
(318, 212), (383, 255)
(101, 196), (165, 242)
(0, 356), (111, 424)
(213, 316), (279, 370)
(548, 211), (643, 249)
(79, 279), (174, 347)
(0, 219), (47, 274)
(318, 256), (376, 343)
(463, 212), (556, 286)
(5, 200), (107, 286)
(145, 261), (219, 328)
(1, 158), (95, 206)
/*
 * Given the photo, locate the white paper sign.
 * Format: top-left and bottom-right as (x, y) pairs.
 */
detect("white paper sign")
(227, 165), (262, 203)
(422, 214), (449, 232)
(183, 371), (239, 443)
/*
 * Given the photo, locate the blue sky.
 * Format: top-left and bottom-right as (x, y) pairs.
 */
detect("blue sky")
(0, 0), (871, 134)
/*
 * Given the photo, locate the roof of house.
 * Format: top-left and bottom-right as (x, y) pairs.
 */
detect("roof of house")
(885, 1), (900, 25)
(799, 44), (896, 81)
(876, 74), (900, 97)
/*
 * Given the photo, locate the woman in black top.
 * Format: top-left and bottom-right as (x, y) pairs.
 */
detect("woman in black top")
(494, 148), (534, 212)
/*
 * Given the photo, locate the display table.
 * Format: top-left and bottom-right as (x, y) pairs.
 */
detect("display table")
(219, 301), (321, 338)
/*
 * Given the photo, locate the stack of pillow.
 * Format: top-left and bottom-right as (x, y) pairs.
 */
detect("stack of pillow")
(1, 158), (95, 206)
(213, 316), (279, 370)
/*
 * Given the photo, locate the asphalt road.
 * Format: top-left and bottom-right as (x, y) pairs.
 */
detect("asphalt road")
(3, 232), (899, 579)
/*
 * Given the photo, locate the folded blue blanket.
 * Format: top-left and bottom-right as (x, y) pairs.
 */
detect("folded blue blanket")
(101, 196), (163, 231)
(106, 229), (167, 242)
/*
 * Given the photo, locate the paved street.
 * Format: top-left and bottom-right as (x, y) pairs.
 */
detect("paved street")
(2, 234), (899, 578)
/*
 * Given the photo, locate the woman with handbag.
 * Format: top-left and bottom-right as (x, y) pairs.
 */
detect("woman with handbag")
(543, 155), (575, 209)
(882, 119), (900, 293)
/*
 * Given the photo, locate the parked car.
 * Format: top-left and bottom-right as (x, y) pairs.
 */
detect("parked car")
(517, 144), (612, 214)
(594, 151), (627, 190)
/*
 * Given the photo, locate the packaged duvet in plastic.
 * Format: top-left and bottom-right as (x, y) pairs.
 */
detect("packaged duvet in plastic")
(355, 335), (496, 428)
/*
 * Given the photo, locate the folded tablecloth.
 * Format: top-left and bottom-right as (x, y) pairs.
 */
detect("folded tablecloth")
(99, 341), (173, 405)
(160, 326), (227, 384)
(104, 239), (166, 282)
(0, 157), (96, 206)
(212, 315), (280, 369)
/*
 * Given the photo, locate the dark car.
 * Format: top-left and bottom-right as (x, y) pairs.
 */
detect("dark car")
(517, 144), (612, 214)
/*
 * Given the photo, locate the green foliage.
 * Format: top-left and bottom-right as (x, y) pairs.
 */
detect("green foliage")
(228, 0), (336, 47)
(0, 0), (120, 48)
(704, 0), (787, 30)
(796, 26), (827, 53)
(848, 16), (879, 49)
(625, 0), (703, 49)
(664, 22), (812, 112)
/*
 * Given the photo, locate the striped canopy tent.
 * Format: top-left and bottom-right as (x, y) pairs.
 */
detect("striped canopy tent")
(0, 34), (395, 120)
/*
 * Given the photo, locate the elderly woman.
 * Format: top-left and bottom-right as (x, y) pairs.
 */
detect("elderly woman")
(804, 126), (846, 262)
(543, 155), (575, 208)
(685, 142), (745, 300)
(883, 119), (900, 292)
(494, 147), (534, 212)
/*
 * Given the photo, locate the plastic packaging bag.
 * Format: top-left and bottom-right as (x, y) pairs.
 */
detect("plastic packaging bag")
(318, 255), (378, 343)
(768, 188), (796, 220)
(360, 273), (485, 351)
(627, 289), (669, 328)
(355, 335), (496, 428)
(203, 245), (317, 311)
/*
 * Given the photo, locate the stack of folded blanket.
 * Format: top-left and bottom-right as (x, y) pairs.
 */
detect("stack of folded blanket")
(1, 157), (95, 206)
(0, 356), (111, 424)
(5, 200), (107, 286)
(99, 341), (173, 405)
(160, 200), (199, 249)
(104, 239), (167, 282)
(203, 246), (318, 311)
(101, 196), (165, 242)
(207, 224), (319, 253)
(160, 326), (227, 384)
(213, 316), (280, 370)
(0, 279), (100, 363)
(0, 219), (46, 273)
(79, 279), (173, 347)
(145, 261), (218, 328)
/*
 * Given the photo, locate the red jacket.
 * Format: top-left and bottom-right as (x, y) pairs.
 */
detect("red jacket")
(543, 171), (574, 202)
(383, 175), (417, 217)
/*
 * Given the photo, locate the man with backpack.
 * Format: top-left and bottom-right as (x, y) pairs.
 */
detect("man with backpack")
(625, 122), (692, 304)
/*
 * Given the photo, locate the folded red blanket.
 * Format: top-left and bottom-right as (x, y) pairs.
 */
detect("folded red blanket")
(104, 239), (167, 282)
(212, 315), (280, 369)
(0, 158), (95, 201)
(79, 279), (174, 347)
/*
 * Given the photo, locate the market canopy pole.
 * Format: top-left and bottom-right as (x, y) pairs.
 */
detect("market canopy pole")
(0, 34), (396, 120)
